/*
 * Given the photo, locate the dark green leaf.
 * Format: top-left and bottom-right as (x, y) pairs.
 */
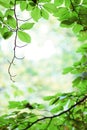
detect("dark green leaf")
(7, 15), (16, 28)
(3, 31), (13, 39)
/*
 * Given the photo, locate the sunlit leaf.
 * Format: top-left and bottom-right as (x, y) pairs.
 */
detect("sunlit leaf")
(20, 23), (34, 30)
(18, 31), (31, 43)
(31, 7), (41, 21)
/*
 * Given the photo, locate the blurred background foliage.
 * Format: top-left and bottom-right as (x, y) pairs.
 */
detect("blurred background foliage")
(0, 16), (81, 114)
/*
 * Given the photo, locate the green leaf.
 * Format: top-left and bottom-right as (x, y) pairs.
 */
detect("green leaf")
(43, 3), (57, 13)
(65, 0), (71, 8)
(83, 0), (87, 5)
(20, 1), (27, 11)
(9, 101), (24, 109)
(51, 105), (63, 113)
(7, 15), (16, 28)
(18, 31), (31, 43)
(26, 2), (35, 11)
(41, 8), (49, 19)
(0, 0), (10, 8)
(73, 24), (83, 34)
(77, 43), (87, 53)
(54, 7), (70, 20)
(72, 77), (81, 87)
(31, 7), (41, 21)
(43, 95), (55, 101)
(61, 13), (78, 27)
(9, 100), (29, 109)
(63, 67), (73, 74)
(4, 9), (14, 17)
(73, 0), (81, 4)
(20, 23), (34, 30)
(0, 11), (3, 17)
(39, 0), (51, 2)
(54, 0), (64, 6)
(0, 26), (12, 39)
(78, 31), (87, 41)
(3, 31), (13, 39)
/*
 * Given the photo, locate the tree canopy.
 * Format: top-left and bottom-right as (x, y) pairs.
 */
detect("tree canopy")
(0, 0), (87, 130)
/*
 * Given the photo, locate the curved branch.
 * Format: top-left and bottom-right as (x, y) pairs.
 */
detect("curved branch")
(8, 0), (18, 82)
(23, 95), (87, 130)
(16, 44), (28, 48)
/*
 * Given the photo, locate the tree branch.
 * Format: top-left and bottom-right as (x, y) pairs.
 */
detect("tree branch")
(23, 95), (87, 129)
(8, 0), (18, 82)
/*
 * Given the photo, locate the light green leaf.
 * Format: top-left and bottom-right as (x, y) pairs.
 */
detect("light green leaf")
(72, 77), (81, 87)
(41, 8), (49, 19)
(5, 9), (14, 17)
(65, 0), (71, 8)
(18, 31), (31, 43)
(54, 7), (70, 20)
(73, 24), (83, 34)
(39, 0), (51, 2)
(54, 0), (64, 6)
(0, 11), (3, 17)
(0, 0), (10, 8)
(31, 7), (41, 22)
(43, 95), (54, 101)
(83, 0), (87, 5)
(43, 3), (57, 13)
(20, 1), (27, 11)
(63, 67), (73, 74)
(20, 23), (34, 30)
(51, 105), (63, 113)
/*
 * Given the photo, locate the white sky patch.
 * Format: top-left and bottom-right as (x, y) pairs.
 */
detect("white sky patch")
(24, 39), (56, 61)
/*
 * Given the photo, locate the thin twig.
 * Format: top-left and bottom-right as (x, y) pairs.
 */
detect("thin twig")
(16, 44), (28, 48)
(17, 17), (32, 22)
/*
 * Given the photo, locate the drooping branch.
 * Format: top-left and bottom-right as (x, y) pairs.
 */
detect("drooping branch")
(8, 0), (18, 82)
(7, 0), (33, 82)
(23, 95), (87, 130)
(7, 0), (25, 82)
